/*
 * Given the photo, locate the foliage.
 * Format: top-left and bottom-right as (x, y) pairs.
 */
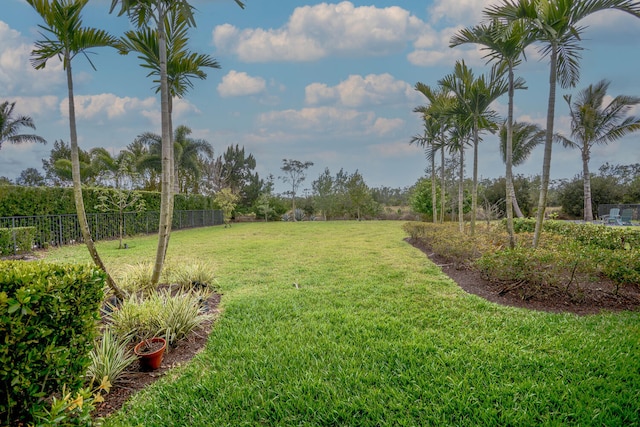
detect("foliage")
(0, 100), (47, 151)
(86, 328), (137, 387)
(0, 261), (104, 425)
(0, 226), (35, 255)
(95, 187), (146, 249)
(30, 378), (111, 427)
(214, 188), (240, 226)
(410, 178), (442, 220)
(171, 262), (219, 292)
(107, 289), (211, 346)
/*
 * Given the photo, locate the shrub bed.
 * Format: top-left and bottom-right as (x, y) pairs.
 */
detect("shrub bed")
(0, 261), (104, 425)
(0, 226), (35, 255)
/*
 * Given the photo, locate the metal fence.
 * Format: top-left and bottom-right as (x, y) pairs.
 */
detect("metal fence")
(0, 210), (224, 249)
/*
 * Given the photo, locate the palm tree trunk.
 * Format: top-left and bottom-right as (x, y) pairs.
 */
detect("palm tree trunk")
(511, 185), (524, 218)
(471, 125), (479, 236)
(533, 45), (558, 248)
(66, 54), (124, 300)
(582, 147), (593, 221)
(431, 145), (437, 224)
(505, 66), (516, 248)
(151, 13), (174, 286)
(458, 147), (464, 233)
(440, 148), (446, 223)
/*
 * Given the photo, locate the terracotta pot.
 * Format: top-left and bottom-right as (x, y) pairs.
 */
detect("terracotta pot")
(134, 337), (166, 371)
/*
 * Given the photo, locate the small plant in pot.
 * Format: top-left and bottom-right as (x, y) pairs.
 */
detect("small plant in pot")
(134, 334), (166, 371)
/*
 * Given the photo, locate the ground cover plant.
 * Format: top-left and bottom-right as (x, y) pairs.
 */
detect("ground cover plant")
(41, 222), (640, 426)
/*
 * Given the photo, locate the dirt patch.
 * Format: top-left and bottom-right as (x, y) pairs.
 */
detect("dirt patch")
(407, 237), (640, 315)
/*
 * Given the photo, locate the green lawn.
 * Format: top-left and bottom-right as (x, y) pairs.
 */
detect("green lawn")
(44, 221), (640, 426)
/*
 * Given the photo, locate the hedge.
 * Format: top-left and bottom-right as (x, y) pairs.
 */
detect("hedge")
(0, 227), (35, 255)
(0, 185), (214, 217)
(0, 261), (104, 425)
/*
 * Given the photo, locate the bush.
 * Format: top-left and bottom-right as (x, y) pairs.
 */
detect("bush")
(0, 261), (104, 425)
(0, 226), (35, 255)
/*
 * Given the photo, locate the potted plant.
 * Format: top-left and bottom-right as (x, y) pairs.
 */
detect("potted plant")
(134, 335), (166, 371)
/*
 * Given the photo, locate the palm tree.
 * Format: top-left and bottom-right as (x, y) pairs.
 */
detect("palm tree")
(486, 0), (640, 247)
(499, 121), (545, 217)
(110, 0), (244, 286)
(560, 80), (640, 221)
(0, 101), (47, 150)
(451, 19), (529, 247)
(90, 147), (137, 189)
(172, 125), (213, 193)
(28, 0), (124, 300)
(439, 61), (511, 235)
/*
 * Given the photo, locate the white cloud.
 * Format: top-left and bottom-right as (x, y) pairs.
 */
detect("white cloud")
(372, 117), (405, 135)
(7, 96), (58, 117)
(217, 70), (266, 97)
(428, 0), (501, 27)
(370, 140), (422, 157)
(258, 106), (375, 134)
(0, 21), (64, 94)
(213, 1), (424, 62)
(60, 94), (157, 121)
(305, 73), (420, 107)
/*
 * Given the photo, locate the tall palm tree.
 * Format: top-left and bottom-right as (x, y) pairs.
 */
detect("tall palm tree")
(28, 0), (124, 300)
(413, 83), (455, 224)
(0, 101), (47, 150)
(499, 121), (545, 217)
(90, 147), (137, 189)
(173, 125), (213, 193)
(560, 79), (640, 221)
(451, 19), (529, 247)
(486, 0), (640, 247)
(439, 61), (511, 235)
(110, 0), (244, 286)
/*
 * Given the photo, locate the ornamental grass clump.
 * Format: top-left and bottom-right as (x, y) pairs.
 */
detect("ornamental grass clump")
(86, 328), (137, 386)
(171, 262), (219, 292)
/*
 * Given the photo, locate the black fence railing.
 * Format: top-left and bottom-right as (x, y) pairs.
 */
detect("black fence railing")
(0, 210), (224, 249)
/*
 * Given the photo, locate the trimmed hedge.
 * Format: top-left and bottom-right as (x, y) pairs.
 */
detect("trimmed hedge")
(0, 185), (214, 217)
(0, 261), (104, 425)
(0, 227), (35, 255)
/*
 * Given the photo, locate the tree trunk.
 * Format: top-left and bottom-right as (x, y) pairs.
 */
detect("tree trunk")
(533, 45), (558, 248)
(471, 124), (478, 236)
(505, 66), (516, 248)
(66, 53), (124, 300)
(582, 146), (593, 221)
(151, 13), (174, 286)
(511, 185), (524, 218)
(431, 145), (437, 224)
(458, 147), (464, 233)
(440, 148), (446, 223)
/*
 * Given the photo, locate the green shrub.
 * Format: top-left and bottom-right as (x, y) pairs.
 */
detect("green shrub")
(0, 261), (104, 425)
(0, 226), (36, 255)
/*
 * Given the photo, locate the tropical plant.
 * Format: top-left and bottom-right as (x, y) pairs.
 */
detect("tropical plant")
(499, 121), (545, 217)
(214, 187), (240, 227)
(451, 18), (529, 247)
(28, 0), (124, 299)
(559, 79), (640, 221)
(0, 100), (46, 151)
(110, 0), (245, 288)
(86, 328), (137, 386)
(486, 0), (640, 247)
(439, 60), (511, 236)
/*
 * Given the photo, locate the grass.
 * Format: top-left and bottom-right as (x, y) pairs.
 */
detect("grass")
(43, 222), (640, 426)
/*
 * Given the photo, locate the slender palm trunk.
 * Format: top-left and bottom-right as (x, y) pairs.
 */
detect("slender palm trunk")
(511, 185), (524, 218)
(458, 148), (464, 233)
(431, 145), (437, 224)
(582, 147), (593, 221)
(151, 13), (174, 286)
(505, 66), (516, 248)
(66, 54), (124, 300)
(471, 125), (479, 236)
(440, 148), (446, 223)
(533, 46), (558, 248)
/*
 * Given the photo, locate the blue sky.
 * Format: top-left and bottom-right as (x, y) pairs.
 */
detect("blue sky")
(1, 0), (640, 194)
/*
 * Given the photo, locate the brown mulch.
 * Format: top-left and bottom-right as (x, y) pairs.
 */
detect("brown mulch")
(94, 239), (640, 419)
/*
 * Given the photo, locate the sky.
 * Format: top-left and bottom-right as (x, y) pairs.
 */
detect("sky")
(1, 0), (640, 195)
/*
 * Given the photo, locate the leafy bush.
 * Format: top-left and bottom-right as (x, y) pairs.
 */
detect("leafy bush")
(0, 226), (35, 255)
(0, 261), (104, 425)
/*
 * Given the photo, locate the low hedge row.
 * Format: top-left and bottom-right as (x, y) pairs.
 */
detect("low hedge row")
(0, 261), (104, 425)
(0, 227), (35, 255)
(404, 221), (640, 291)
